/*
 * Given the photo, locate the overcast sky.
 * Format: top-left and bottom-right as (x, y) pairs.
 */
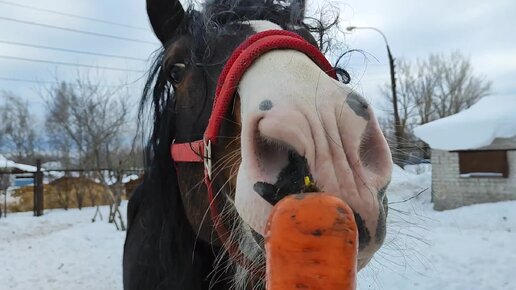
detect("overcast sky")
(1, 0), (515, 119)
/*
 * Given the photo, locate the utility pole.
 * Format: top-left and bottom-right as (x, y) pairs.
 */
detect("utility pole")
(347, 26), (403, 163)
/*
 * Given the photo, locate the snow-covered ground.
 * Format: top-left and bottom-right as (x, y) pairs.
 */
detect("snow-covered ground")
(358, 165), (516, 290)
(0, 205), (126, 290)
(1, 166), (515, 290)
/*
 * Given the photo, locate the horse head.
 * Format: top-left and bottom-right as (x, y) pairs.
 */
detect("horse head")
(124, 0), (392, 289)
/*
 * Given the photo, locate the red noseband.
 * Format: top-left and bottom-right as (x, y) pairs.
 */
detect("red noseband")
(170, 29), (337, 277)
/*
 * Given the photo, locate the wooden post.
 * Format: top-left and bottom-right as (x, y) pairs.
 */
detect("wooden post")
(3, 188), (6, 218)
(34, 159), (44, 216)
(0, 174), (8, 218)
(33, 171), (37, 216)
(0, 189), (3, 219)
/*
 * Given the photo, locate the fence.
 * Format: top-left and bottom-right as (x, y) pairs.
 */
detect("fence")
(0, 159), (143, 217)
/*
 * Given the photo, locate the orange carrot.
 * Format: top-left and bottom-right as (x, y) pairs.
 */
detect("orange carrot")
(265, 193), (358, 290)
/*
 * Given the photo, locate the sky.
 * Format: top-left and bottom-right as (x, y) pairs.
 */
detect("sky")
(0, 0), (515, 120)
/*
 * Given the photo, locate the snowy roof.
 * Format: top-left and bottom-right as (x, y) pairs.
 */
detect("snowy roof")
(122, 174), (140, 183)
(414, 96), (516, 151)
(0, 154), (38, 173)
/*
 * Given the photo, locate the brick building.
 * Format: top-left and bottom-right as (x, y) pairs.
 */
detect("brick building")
(414, 96), (516, 210)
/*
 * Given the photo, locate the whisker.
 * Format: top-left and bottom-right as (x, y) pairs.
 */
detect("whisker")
(388, 187), (429, 205)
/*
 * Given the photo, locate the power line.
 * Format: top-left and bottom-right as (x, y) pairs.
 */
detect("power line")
(0, 0), (149, 31)
(0, 55), (146, 73)
(0, 16), (159, 45)
(0, 76), (57, 85)
(0, 77), (141, 88)
(0, 40), (147, 62)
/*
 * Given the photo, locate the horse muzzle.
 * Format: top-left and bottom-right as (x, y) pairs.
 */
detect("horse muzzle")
(235, 49), (392, 267)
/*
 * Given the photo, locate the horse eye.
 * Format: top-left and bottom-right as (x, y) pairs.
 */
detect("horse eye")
(169, 63), (186, 84)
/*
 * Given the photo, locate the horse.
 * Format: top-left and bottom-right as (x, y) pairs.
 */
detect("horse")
(123, 0), (393, 289)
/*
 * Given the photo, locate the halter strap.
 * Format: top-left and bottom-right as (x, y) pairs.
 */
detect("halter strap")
(170, 140), (203, 162)
(170, 29), (337, 278)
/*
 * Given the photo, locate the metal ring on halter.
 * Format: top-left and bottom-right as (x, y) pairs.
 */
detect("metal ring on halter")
(203, 138), (212, 180)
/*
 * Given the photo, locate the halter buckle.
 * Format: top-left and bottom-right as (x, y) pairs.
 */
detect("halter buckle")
(203, 138), (212, 180)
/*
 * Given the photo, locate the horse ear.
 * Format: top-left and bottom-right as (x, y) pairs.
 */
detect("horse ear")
(147, 0), (185, 44)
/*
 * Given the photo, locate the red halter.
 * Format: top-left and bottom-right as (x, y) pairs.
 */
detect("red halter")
(170, 29), (337, 276)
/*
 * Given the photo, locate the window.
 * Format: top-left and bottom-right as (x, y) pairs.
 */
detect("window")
(458, 150), (509, 178)
(14, 175), (34, 187)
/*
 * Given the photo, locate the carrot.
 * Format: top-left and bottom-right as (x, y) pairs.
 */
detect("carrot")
(265, 193), (358, 290)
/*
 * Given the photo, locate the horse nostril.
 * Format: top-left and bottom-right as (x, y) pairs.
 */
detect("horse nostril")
(346, 92), (370, 121)
(359, 121), (393, 177)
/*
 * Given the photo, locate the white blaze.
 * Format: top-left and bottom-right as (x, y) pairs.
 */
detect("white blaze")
(247, 20), (282, 32)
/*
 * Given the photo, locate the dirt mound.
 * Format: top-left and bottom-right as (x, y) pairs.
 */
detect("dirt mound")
(8, 177), (115, 212)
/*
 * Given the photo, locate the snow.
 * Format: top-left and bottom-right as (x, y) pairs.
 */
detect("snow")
(3, 187), (20, 204)
(0, 154), (38, 173)
(459, 172), (504, 178)
(404, 163), (432, 175)
(41, 161), (62, 170)
(94, 171), (141, 186)
(360, 199), (516, 290)
(0, 204), (126, 290)
(1, 166), (516, 290)
(414, 95), (516, 151)
(122, 174), (140, 184)
(358, 166), (516, 290)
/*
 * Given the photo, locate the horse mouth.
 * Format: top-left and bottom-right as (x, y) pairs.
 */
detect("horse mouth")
(251, 134), (320, 205)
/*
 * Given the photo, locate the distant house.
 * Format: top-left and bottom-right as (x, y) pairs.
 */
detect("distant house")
(414, 96), (516, 210)
(0, 154), (38, 187)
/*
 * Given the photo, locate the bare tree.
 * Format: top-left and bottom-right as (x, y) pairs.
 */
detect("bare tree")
(306, 6), (342, 55)
(382, 50), (491, 160)
(0, 92), (38, 163)
(44, 76), (132, 230)
(432, 51), (491, 118)
(44, 83), (75, 169)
